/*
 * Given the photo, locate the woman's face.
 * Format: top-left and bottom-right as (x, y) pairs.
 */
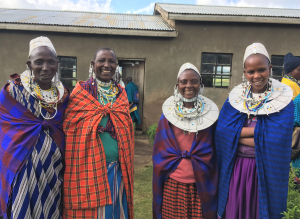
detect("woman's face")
(243, 54), (272, 93)
(177, 69), (201, 99)
(91, 50), (117, 83)
(289, 65), (300, 81)
(27, 46), (58, 89)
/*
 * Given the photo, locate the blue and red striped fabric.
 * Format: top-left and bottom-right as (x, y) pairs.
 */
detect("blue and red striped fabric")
(153, 114), (218, 219)
(0, 83), (68, 216)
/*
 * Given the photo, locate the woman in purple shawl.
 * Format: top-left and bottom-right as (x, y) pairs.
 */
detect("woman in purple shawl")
(0, 36), (69, 219)
(152, 63), (219, 219)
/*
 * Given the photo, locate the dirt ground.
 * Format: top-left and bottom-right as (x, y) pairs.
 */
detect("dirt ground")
(134, 131), (153, 170)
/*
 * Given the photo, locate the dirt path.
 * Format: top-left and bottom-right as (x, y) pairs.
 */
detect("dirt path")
(134, 131), (153, 170)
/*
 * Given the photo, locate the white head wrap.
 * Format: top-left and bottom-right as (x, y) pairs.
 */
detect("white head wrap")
(29, 36), (57, 57)
(177, 62), (201, 79)
(243, 43), (270, 67)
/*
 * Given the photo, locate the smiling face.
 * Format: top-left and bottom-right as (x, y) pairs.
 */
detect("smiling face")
(91, 49), (117, 83)
(177, 69), (201, 99)
(27, 46), (58, 90)
(243, 54), (272, 93)
(289, 65), (300, 81)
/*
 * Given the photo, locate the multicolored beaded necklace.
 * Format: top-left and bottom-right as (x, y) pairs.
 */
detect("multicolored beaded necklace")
(174, 94), (205, 120)
(241, 79), (273, 118)
(96, 79), (118, 107)
(33, 83), (60, 119)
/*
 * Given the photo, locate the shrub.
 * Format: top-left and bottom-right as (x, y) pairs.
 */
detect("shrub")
(281, 166), (300, 219)
(147, 123), (158, 145)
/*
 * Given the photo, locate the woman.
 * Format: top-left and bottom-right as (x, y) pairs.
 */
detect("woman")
(281, 53), (300, 100)
(216, 43), (294, 219)
(0, 36), (69, 218)
(63, 48), (134, 219)
(153, 63), (219, 219)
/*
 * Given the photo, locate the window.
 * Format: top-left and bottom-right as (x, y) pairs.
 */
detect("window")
(271, 55), (285, 81)
(58, 56), (77, 91)
(201, 53), (232, 88)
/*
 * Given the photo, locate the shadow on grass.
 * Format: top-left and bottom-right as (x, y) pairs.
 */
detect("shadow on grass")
(134, 163), (153, 219)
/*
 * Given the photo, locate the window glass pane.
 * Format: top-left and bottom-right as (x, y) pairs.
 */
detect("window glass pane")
(272, 67), (284, 76)
(61, 68), (76, 78)
(217, 66), (221, 74)
(222, 76), (230, 87)
(223, 66), (231, 74)
(271, 56), (284, 67)
(60, 57), (76, 69)
(202, 75), (214, 87)
(201, 53), (216, 64)
(214, 76), (229, 88)
(217, 54), (232, 65)
(201, 64), (215, 74)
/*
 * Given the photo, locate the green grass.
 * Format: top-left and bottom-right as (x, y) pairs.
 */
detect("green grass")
(214, 78), (229, 87)
(134, 163), (153, 219)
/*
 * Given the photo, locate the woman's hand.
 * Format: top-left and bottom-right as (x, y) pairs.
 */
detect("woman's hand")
(240, 127), (255, 138)
(238, 137), (255, 147)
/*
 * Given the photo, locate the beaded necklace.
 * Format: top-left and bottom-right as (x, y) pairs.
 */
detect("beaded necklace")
(241, 80), (273, 118)
(96, 79), (118, 107)
(32, 83), (60, 120)
(174, 95), (205, 120)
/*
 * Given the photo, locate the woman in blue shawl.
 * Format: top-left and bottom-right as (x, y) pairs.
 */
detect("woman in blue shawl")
(0, 36), (69, 219)
(215, 43), (294, 219)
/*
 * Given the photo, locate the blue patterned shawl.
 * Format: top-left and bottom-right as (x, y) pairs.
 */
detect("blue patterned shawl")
(153, 114), (218, 219)
(215, 98), (294, 219)
(0, 82), (68, 217)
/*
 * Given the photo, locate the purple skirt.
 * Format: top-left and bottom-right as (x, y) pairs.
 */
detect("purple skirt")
(219, 156), (259, 219)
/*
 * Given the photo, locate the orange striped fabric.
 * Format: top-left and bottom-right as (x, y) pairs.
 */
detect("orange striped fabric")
(63, 81), (134, 218)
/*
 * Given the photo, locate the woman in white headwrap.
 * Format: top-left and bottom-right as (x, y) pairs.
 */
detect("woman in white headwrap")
(0, 36), (69, 218)
(215, 43), (294, 219)
(152, 63), (219, 219)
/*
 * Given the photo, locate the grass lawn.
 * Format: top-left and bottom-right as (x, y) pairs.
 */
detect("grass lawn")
(134, 163), (153, 219)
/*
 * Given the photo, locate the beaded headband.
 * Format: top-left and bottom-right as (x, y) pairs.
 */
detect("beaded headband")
(29, 36), (57, 58)
(177, 63), (201, 79)
(243, 43), (270, 67)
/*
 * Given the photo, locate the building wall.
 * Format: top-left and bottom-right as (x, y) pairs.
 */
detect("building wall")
(1, 21), (300, 130)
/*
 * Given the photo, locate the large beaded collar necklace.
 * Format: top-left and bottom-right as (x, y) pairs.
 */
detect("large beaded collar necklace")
(162, 92), (219, 133)
(240, 79), (273, 118)
(229, 78), (293, 117)
(174, 92), (205, 120)
(96, 79), (118, 106)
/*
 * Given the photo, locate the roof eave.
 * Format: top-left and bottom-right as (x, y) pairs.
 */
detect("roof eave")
(168, 14), (300, 24)
(0, 23), (178, 37)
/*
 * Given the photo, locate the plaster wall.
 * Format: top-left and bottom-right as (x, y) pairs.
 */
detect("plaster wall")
(1, 21), (300, 130)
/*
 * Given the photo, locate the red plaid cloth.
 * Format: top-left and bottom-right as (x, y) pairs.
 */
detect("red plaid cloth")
(162, 177), (203, 219)
(63, 80), (134, 219)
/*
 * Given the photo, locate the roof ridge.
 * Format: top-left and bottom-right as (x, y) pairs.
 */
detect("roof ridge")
(0, 7), (158, 16)
(156, 3), (298, 11)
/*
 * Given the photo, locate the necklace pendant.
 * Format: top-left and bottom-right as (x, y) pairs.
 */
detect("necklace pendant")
(247, 111), (250, 119)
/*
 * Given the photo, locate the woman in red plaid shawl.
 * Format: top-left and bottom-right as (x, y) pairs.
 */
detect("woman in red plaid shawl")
(0, 36), (69, 219)
(153, 63), (219, 219)
(63, 48), (134, 219)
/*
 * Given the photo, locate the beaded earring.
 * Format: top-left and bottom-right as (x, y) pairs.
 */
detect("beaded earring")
(54, 63), (60, 88)
(242, 74), (248, 87)
(89, 64), (93, 79)
(199, 84), (204, 95)
(27, 64), (35, 92)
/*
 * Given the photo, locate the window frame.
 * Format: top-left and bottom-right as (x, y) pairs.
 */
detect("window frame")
(270, 55), (285, 81)
(200, 52), (233, 88)
(58, 56), (77, 91)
